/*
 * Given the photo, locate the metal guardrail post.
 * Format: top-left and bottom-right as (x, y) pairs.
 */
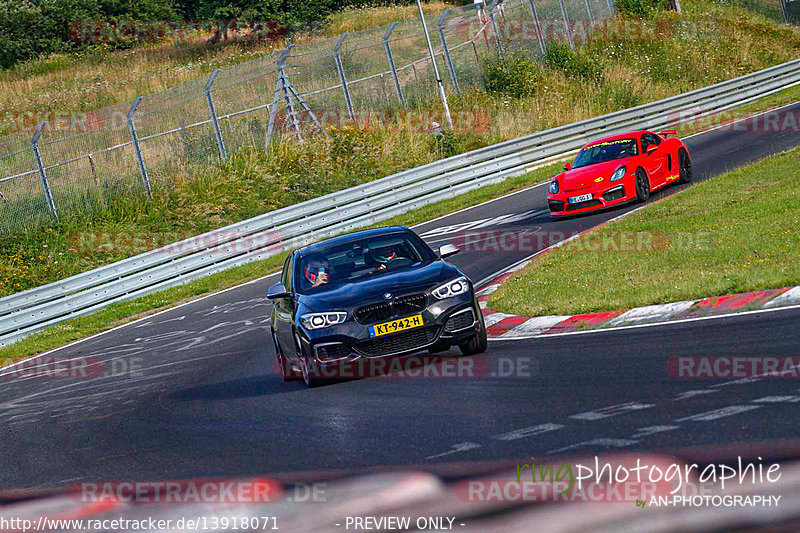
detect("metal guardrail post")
(608, 0), (617, 15)
(266, 46), (291, 146)
(334, 33), (355, 120)
(437, 9), (461, 97)
(383, 22), (405, 107)
(487, 0), (506, 61)
(557, 0), (575, 50)
(778, 0), (788, 22)
(527, 0), (547, 55)
(204, 69), (227, 160)
(31, 121), (58, 222)
(127, 96), (152, 197)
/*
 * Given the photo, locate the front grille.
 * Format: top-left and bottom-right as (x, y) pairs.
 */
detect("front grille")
(315, 343), (350, 361)
(444, 309), (475, 333)
(565, 199), (603, 212)
(354, 326), (439, 357)
(354, 293), (427, 325)
(548, 200), (565, 212)
(603, 186), (625, 201)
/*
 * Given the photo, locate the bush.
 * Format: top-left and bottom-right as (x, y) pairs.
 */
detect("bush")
(543, 42), (604, 81)
(615, 0), (665, 19)
(0, 0), (178, 68)
(484, 52), (542, 98)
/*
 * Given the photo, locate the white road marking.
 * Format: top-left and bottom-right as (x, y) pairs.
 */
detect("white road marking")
(425, 442), (482, 460)
(764, 286), (800, 308)
(500, 316), (568, 338)
(548, 438), (639, 454)
(492, 423), (564, 442)
(570, 402), (655, 421)
(676, 405), (761, 422)
(608, 301), (697, 327)
(483, 313), (516, 328)
(673, 390), (717, 401)
(752, 395), (800, 403)
(630, 426), (679, 439)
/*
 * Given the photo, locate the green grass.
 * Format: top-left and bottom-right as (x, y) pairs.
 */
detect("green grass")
(489, 147), (800, 317)
(0, 161), (562, 364)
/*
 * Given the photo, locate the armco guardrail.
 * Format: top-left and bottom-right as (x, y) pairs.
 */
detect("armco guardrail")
(1, 59), (799, 347)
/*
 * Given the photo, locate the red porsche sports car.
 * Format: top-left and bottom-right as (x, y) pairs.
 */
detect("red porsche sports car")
(547, 130), (693, 217)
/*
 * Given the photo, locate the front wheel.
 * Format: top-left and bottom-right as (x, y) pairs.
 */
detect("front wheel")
(300, 355), (325, 388)
(272, 330), (300, 382)
(678, 148), (693, 184)
(459, 307), (488, 356)
(635, 168), (650, 203)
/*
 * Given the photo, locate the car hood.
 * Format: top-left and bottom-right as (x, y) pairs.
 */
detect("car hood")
(298, 260), (463, 312)
(560, 160), (629, 192)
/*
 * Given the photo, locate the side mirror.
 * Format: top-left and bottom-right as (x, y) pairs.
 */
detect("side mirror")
(646, 145), (658, 155)
(267, 282), (290, 300)
(438, 244), (460, 259)
(563, 162), (571, 171)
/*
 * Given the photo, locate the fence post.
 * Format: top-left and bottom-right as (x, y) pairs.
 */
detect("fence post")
(416, 0), (454, 129)
(527, 0), (547, 55)
(204, 69), (227, 160)
(778, 0), (788, 22)
(31, 121), (58, 222)
(384, 22), (406, 107)
(266, 46), (291, 146)
(608, 0), (616, 15)
(487, 0), (506, 61)
(438, 9), (461, 96)
(127, 96), (152, 197)
(557, 0), (575, 50)
(585, 0), (595, 22)
(334, 33), (355, 120)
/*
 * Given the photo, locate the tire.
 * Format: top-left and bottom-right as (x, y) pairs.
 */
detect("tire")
(678, 148), (693, 184)
(300, 355), (325, 388)
(459, 305), (488, 356)
(635, 168), (650, 203)
(272, 330), (300, 382)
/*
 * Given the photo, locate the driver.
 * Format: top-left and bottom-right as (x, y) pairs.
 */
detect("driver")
(369, 244), (403, 271)
(303, 255), (330, 288)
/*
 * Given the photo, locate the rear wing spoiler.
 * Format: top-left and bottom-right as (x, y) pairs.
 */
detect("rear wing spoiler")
(658, 129), (677, 137)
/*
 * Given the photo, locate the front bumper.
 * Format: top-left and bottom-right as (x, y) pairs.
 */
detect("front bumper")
(548, 180), (634, 217)
(298, 292), (480, 365)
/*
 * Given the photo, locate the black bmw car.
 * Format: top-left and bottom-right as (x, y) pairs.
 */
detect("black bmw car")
(267, 226), (487, 387)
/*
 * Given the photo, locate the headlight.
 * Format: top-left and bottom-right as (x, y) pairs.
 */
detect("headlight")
(300, 312), (347, 330)
(610, 166), (626, 182)
(549, 180), (559, 194)
(432, 276), (470, 300)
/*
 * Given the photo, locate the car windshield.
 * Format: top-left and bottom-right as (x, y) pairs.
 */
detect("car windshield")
(573, 138), (638, 168)
(296, 232), (435, 293)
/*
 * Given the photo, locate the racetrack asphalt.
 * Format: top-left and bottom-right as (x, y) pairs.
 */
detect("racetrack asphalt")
(1, 103), (799, 492)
